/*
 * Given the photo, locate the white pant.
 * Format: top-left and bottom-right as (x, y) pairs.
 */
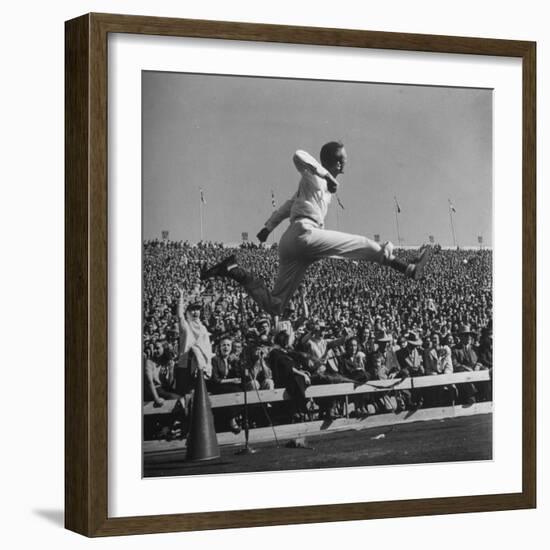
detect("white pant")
(245, 219), (383, 315)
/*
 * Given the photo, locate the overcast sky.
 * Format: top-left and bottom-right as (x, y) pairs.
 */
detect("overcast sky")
(142, 71), (492, 247)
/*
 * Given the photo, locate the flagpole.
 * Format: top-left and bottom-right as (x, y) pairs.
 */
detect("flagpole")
(448, 199), (457, 248)
(393, 196), (402, 247)
(271, 190), (276, 246)
(199, 188), (204, 242)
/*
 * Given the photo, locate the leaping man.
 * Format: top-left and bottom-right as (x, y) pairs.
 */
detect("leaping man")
(201, 141), (433, 317)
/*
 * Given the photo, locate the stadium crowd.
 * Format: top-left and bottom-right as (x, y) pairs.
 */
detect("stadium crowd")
(143, 239), (492, 437)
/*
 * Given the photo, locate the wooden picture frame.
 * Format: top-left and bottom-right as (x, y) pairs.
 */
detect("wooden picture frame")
(65, 12), (536, 537)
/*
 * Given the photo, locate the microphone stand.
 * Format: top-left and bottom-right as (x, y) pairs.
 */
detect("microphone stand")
(235, 363), (257, 455)
(235, 290), (257, 455)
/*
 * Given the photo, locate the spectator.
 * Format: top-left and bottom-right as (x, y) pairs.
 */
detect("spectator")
(339, 337), (368, 383)
(339, 337), (381, 415)
(143, 341), (179, 406)
(396, 331), (425, 376)
(174, 284), (213, 396)
(230, 339), (243, 363)
(251, 316), (273, 346)
(421, 333), (456, 406)
(477, 326), (493, 369)
(243, 339), (275, 391)
(273, 286), (309, 347)
(302, 319), (354, 419)
(422, 335), (440, 376)
(209, 336), (242, 434)
(475, 325), (493, 401)
(370, 330), (400, 376)
(211, 337), (240, 385)
(268, 330), (311, 421)
(368, 353), (400, 413)
(142, 240), (493, 431)
(396, 331), (425, 407)
(452, 324), (481, 405)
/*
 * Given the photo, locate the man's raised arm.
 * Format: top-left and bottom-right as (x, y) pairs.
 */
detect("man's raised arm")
(176, 285), (189, 323)
(176, 283), (200, 349)
(292, 150), (328, 178)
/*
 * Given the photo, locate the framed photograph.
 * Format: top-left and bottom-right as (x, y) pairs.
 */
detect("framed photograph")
(65, 13), (536, 537)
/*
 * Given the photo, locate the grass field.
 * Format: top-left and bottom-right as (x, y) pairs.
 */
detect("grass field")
(144, 413), (492, 478)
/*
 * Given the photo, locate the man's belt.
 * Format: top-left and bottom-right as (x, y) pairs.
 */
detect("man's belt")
(293, 216), (323, 227)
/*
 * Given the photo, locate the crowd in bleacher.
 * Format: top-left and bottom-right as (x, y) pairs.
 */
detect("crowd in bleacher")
(143, 239), (492, 436)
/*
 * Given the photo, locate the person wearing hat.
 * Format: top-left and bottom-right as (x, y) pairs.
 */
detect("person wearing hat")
(396, 331), (425, 408)
(396, 331), (424, 373)
(173, 284), (213, 396)
(452, 323), (483, 372)
(369, 330), (405, 411)
(368, 329), (400, 377)
(451, 323), (482, 405)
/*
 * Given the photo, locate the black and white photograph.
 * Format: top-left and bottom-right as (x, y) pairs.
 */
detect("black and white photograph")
(142, 71), (493, 478)
(2, 0), (544, 544)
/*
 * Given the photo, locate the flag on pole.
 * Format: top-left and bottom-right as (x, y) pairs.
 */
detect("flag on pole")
(200, 188), (206, 205)
(394, 196), (401, 213)
(271, 190), (276, 208)
(448, 199), (456, 213)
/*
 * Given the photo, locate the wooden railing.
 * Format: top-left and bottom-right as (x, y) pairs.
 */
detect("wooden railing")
(143, 370), (490, 415)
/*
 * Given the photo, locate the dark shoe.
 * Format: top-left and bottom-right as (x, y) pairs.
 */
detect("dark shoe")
(408, 245), (434, 280)
(256, 227), (270, 243)
(200, 255), (236, 281)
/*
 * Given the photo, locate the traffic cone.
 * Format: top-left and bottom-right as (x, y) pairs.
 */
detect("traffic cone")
(186, 368), (220, 461)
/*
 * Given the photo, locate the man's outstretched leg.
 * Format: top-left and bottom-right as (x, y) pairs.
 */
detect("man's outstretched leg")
(200, 255), (244, 283)
(300, 226), (433, 280)
(200, 255), (305, 316)
(379, 241), (433, 280)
